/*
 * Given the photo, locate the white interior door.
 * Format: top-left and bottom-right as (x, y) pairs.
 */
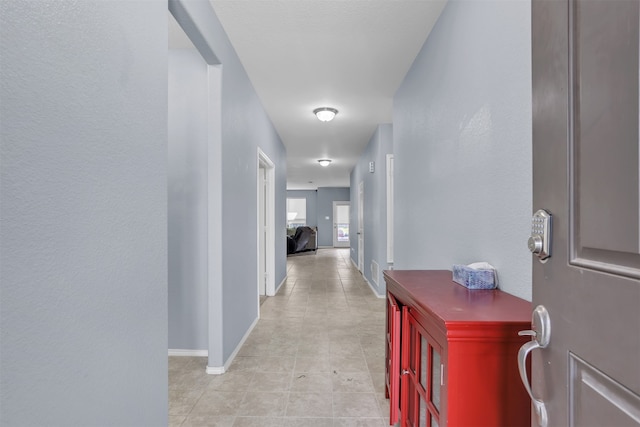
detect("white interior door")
(528, 1), (640, 425)
(333, 201), (350, 248)
(358, 181), (364, 272)
(257, 149), (275, 299)
(258, 166), (266, 297)
(386, 154), (394, 264)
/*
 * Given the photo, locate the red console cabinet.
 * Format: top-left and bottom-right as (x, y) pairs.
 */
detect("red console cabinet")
(384, 270), (532, 427)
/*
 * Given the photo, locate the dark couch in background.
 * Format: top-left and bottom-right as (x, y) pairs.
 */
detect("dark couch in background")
(287, 226), (317, 255)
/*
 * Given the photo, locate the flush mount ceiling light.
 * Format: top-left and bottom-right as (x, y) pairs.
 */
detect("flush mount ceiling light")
(313, 107), (338, 122)
(317, 159), (332, 167)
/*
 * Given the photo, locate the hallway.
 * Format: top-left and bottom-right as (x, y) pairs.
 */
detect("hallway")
(169, 248), (389, 426)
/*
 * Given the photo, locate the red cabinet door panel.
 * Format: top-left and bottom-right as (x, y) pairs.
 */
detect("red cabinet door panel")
(386, 292), (402, 425)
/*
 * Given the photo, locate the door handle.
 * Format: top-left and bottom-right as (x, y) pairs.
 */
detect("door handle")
(517, 305), (550, 427)
(518, 338), (548, 427)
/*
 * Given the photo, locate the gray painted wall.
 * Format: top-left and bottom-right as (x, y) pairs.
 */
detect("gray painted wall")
(393, 0), (532, 300)
(0, 1), (168, 425)
(317, 188), (350, 246)
(173, 0), (288, 364)
(350, 125), (394, 296)
(168, 48), (209, 351)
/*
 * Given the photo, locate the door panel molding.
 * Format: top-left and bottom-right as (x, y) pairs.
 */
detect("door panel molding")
(570, 254), (640, 279)
(569, 352), (640, 426)
(567, 0), (640, 279)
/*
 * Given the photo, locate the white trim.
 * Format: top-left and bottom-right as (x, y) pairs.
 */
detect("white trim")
(351, 257), (384, 298)
(317, 245), (333, 249)
(258, 167), (266, 299)
(386, 154), (394, 263)
(168, 349), (208, 357)
(357, 181), (364, 272)
(274, 275), (287, 294)
(205, 365), (225, 375)
(364, 277), (385, 299)
(332, 201), (350, 248)
(257, 148), (276, 298)
(206, 315), (259, 375)
(351, 257), (358, 269)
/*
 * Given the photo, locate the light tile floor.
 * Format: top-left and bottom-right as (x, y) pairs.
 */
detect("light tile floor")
(169, 248), (390, 427)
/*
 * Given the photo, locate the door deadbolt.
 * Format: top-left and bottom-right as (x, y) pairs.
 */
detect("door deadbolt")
(529, 209), (552, 262)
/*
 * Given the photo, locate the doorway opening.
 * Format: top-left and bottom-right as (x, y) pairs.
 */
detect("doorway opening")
(168, 1), (224, 373)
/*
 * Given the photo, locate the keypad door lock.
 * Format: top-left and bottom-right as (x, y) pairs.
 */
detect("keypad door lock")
(528, 209), (552, 262)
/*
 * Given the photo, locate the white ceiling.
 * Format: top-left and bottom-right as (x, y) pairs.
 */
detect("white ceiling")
(175, 1), (447, 189)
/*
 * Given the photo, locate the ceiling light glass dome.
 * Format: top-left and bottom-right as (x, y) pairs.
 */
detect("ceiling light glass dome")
(313, 107), (338, 122)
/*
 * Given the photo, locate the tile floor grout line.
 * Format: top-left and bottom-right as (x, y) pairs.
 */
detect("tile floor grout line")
(170, 248), (388, 426)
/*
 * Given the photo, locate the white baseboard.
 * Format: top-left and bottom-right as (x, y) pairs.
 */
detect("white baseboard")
(364, 277), (385, 299)
(206, 314), (259, 375)
(349, 256), (385, 299)
(205, 365), (225, 375)
(274, 275), (287, 294)
(317, 245), (333, 249)
(168, 349), (208, 357)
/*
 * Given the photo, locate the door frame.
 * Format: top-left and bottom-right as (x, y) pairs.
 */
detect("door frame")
(332, 201), (350, 247)
(386, 154), (394, 264)
(257, 148), (275, 299)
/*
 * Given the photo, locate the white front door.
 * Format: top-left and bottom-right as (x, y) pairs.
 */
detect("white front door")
(528, 0), (640, 425)
(333, 201), (350, 248)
